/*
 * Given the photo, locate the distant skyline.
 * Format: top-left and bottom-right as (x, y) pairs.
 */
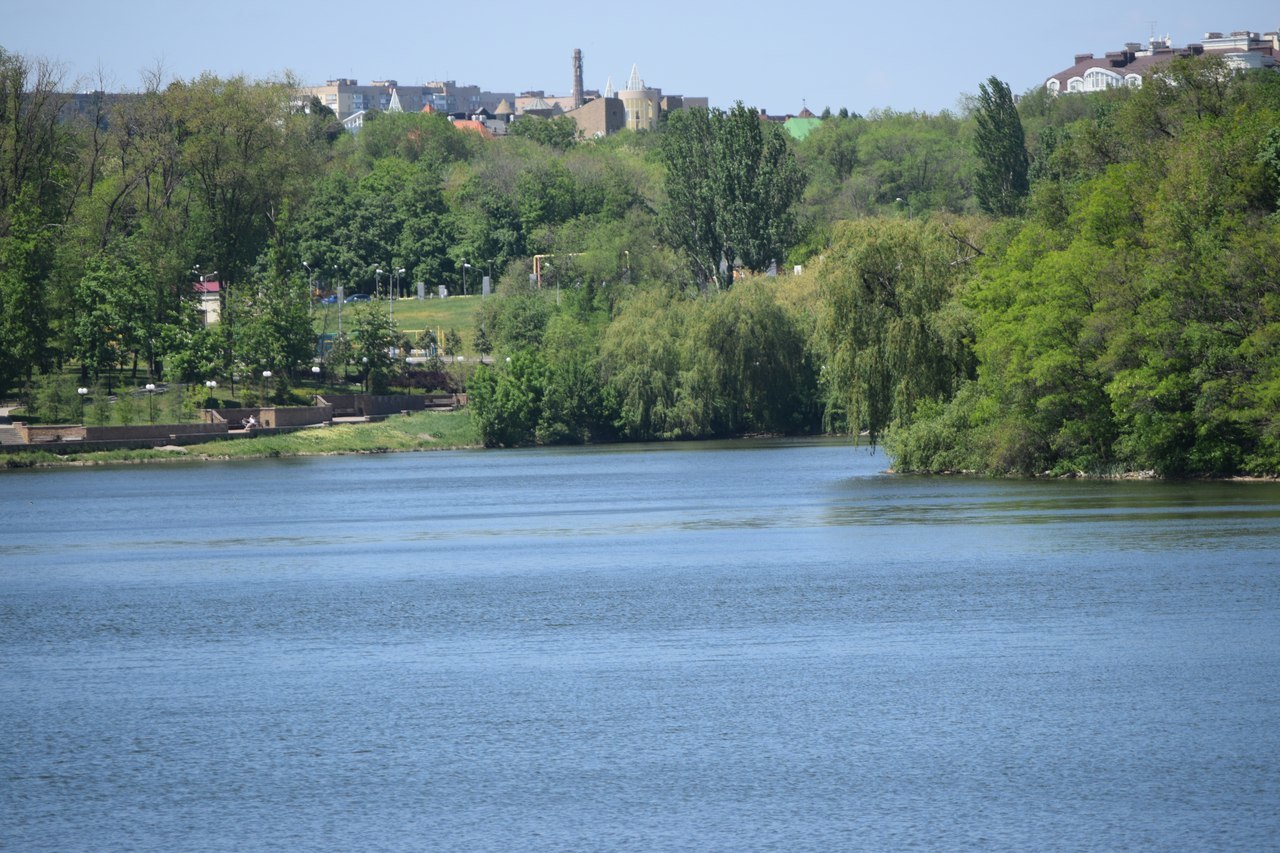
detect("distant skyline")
(7, 0), (1278, 114)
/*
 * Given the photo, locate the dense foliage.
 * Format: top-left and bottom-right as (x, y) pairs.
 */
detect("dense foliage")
(1, 46), (1276, 476)
(887, 58), (1280, 476)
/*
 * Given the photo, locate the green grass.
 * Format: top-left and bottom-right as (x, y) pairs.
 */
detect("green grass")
(313, 295), (484, 350)
(1, 409), (479, 468)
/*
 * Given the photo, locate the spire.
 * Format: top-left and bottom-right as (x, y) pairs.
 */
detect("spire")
(387, 88), (403, 113)
(625, 64), (644, 91)
(603, 75), (615, 99)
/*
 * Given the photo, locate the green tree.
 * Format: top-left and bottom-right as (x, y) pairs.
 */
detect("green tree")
(661, 103), (806, 286)
(507, 115), (579, 151)
(536, 313), (611, 444)
(347, 303), (399, 393)
(817, 217), (978, 441)
(973, 76), (1030, 216)
(0, 49), (75, 396)
(599, 288), (685, 439)
(469, 351), (546, 447)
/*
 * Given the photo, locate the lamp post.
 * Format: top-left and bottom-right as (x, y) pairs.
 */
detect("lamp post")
(311, 364), (321, 385)
(145, 383), (156, 423)
(204, 379), (217, 407)
(462, 262), (471, 296)
(262, 370), (272, 403)
(77, 387), (88, 423)
(361, 356), (369, 394)
(303, 261), (315, 315)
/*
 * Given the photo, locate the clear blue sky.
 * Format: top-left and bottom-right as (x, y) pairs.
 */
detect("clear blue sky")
(6, 0), (1278, 114)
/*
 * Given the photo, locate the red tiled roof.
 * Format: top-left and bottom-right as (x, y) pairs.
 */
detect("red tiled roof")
(452, 119), (494, 139)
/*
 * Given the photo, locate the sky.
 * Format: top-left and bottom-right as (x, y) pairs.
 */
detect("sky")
(7, 0), (1279, 114)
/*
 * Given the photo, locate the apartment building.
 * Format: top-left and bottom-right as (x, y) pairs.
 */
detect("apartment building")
(299, 79), (516, 120)
(302, 50), (706, 139)
(1045, 28), (1279, 95)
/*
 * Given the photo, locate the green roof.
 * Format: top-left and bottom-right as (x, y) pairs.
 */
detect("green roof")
(784, 117), (823, 141)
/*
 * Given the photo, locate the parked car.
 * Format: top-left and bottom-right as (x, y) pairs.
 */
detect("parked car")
(344, 293), (371, 303)
(319, 294), (337, 304)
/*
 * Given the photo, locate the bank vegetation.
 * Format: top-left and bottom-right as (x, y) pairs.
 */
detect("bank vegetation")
(1, 47), (1277, 476)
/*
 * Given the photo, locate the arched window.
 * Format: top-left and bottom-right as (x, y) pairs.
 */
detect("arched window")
(1125, 74), (1142, 88)
(1047, 79), (1061, 94)
(1084, 68), (1119, 90)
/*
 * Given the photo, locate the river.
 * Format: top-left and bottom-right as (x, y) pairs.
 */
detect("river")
(3, 439), (1279, 850)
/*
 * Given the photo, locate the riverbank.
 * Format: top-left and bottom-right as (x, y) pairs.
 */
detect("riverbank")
(1, 409), (479, 469)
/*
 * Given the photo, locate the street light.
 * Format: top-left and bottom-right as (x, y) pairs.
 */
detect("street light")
(77, 387), (88, 422)
(262, 370), (272, 403)
(462, 262), (471, 295)
(303, 261), (315, 314)
(145, 383), (156, 422)
(204, 379), (217, 407)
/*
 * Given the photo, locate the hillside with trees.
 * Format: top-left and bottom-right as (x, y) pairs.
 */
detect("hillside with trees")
(1, 45), (1276, 475)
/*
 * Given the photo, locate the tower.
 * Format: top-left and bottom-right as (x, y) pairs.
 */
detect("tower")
(572, 49), (584, 109)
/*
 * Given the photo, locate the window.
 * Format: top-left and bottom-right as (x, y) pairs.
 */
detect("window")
(1084, 69), (1119, 91)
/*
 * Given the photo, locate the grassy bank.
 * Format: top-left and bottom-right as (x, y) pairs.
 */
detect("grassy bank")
(1, 409), (478, 469)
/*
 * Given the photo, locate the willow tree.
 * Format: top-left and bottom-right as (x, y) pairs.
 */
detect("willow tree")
(817, 217), (979, 441)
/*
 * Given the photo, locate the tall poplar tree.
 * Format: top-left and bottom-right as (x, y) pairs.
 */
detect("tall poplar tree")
(661, 102), (805, 287)
(973, 76), (1029, 217)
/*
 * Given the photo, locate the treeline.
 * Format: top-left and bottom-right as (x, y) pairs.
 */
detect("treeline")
(0, 48), (677, 402)
(876, 59), (1280, 476)
(2, 45), (1277, 475)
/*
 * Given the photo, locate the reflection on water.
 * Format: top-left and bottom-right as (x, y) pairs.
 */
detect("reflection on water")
(2, 439), (1279, 851)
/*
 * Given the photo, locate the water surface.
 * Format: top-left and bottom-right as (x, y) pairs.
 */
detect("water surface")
(3, 440), (1279, 850)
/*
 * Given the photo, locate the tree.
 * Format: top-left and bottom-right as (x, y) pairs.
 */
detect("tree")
(816, 217), (978, 442)
(715, 102), (808, 274)
(659, 107), (720, 284)
(973, 76), (1030, 216)
(660, 103), (806, 286)
(347, 303), (399, 393)
(507, 115), (578, 151)
(469, 351), (545, 447)
(0, 49), (74, 396)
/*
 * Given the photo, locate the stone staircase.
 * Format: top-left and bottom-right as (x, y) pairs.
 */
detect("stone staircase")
(0, 405), (25, 446)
